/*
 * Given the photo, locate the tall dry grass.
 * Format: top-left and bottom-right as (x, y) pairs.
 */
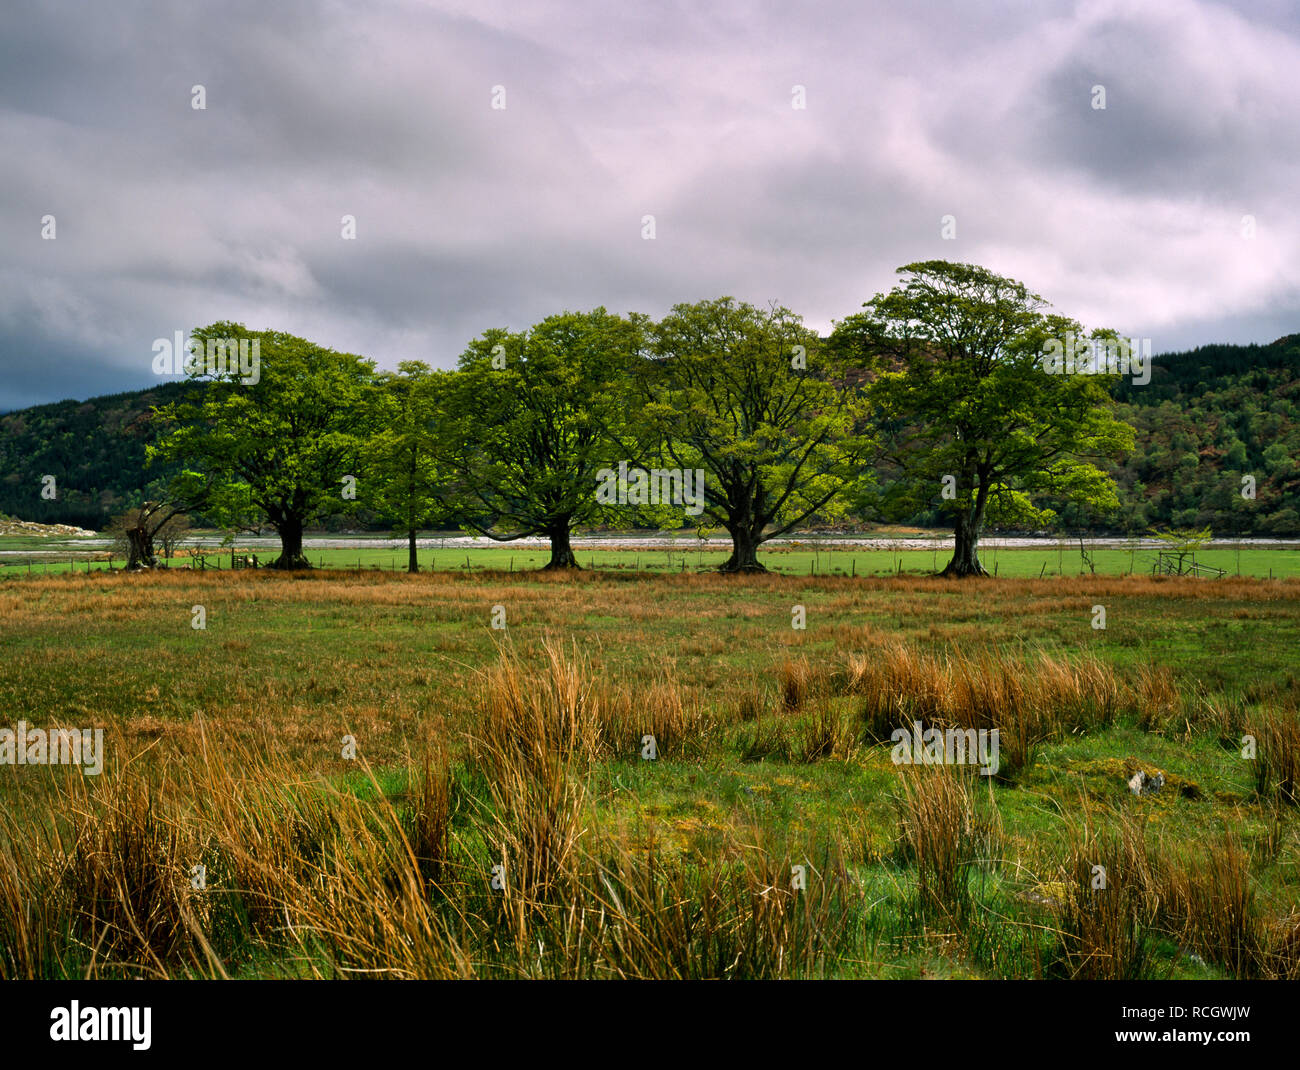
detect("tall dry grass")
(1048, 812), (1158, 980)
(847, 643), (1138, 778)
(2, 629), (1294, 980)
(0, 640), (866, 979)
(1039, 813), (1300, 981)
(893, 766), (1001, 919)
(1156, 835), (1259, 978)
(1249, 706), (1300, 805)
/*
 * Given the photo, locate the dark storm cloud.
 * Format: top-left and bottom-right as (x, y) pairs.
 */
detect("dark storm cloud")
(0, 330), (134, 412)
(1, 0), (1297, 409)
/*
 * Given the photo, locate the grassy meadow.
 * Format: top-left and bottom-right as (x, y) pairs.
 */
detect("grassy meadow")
(1, 562), (1298, 979)
(3, 534), (1300, 580)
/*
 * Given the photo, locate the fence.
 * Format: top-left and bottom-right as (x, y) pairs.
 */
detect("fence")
(1151, 550), (1225, 578)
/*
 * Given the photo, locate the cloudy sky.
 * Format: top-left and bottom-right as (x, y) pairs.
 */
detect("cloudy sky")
(1, 0), (1297, 410)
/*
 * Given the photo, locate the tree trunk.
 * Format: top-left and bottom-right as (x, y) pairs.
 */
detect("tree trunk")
(720, 525), (766, 573)
(125, 525), (157, 570)
(941, 512), (988, 577)
(407, 450), (419, 574)
(543, 524), (580, 570)
(270, 514), (311, 570)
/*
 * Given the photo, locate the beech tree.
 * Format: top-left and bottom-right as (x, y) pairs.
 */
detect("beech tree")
(436, 309), (648, 569)
(150, 323), (374, 569)
(831, 261), (1135, 576)
(360, 362), (448, 573)
(639, 298), (871, 572)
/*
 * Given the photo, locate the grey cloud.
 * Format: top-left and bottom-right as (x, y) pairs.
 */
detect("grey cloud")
(1, 0), (1297, 410)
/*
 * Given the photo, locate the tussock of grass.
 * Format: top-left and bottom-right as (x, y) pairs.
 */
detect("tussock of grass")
(845, 643), (1162, 779)
(1249, 706), (1300, 805)
(893, 766), (1000, 920)
(1047, 813), (1158, 980)
(1036, 811), (1300, 980)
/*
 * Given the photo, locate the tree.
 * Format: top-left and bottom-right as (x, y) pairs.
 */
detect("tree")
(149, 323), (375, 569)
(831, 261), (1135, 576)
(1150, 525), (1213, 573)
(106, 472), (210, 570)
(361, 362), (449, 572)
(108, 501), (177, 570)
(156, 512), (191, 562)
(639, 298), (871, 572)
(436, 309), (648, 569)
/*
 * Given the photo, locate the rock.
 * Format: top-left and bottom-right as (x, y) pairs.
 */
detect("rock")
(1019, 880), (1071, 908)
(1064, 757), (1199, 799)
(0, 517), (97, 537)
(1128, 769), (1165, 796)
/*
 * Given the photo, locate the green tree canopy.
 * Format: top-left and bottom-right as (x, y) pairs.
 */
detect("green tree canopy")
(359, 361), (450, 572)
(435, 308), (649, 569)
(639, 297), (872, 572)
(831, 261), (1135, 576)
(149, 322), (375, 569)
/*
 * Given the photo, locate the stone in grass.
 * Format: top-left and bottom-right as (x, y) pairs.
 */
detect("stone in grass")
(1128, 769), (1166, 796)
(1063, 757), (1203, 800)
(1019, 880), (1072, 909)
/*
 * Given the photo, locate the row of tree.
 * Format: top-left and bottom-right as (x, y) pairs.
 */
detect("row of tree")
(135, 260), (1136, 577)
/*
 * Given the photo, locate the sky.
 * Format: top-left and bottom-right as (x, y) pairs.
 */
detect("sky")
(1, 0), (1298, 411)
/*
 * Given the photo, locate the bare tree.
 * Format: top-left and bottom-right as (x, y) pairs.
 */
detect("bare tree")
(109, 500), (190, 570)
(156, 512), (191, 563)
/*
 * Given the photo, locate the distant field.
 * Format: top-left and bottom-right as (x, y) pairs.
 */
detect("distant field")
(2, 532), (1298, 579)
(1, 567), (1298, 979)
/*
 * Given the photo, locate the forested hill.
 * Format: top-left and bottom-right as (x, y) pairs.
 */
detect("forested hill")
(1113, 334), (1300, 403)
(0, 337), (1296, 534)
(1099, 334), (1300, 534)
(0, 381), (200, 529)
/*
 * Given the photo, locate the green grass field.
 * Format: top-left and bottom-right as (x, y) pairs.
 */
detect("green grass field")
(3, 533), (1299, 580)
(1, 564), (1298, 979)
